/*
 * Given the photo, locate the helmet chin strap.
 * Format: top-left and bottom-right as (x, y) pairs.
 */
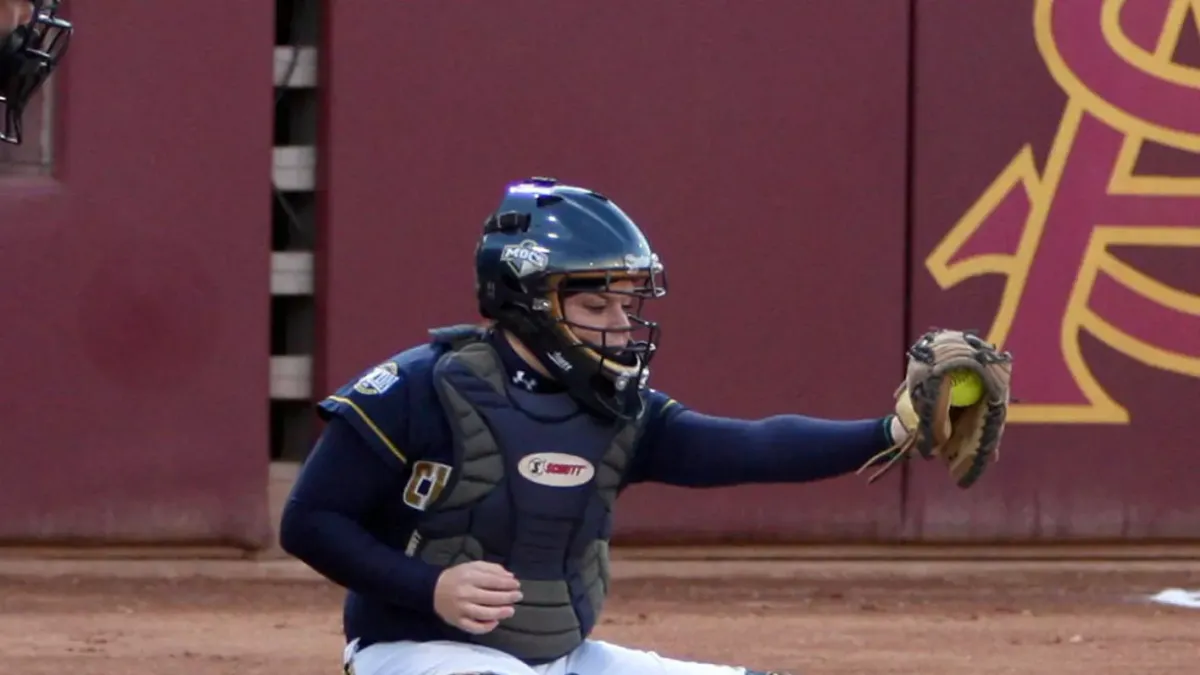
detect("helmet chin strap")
(497, 309), (646, 419)
(501, 330), (555, 379)
(504, 327), (621, 381)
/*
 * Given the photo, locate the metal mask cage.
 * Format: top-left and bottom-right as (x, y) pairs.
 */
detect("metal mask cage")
(0, 1), (71, 145)
(545, 265), (668, 384)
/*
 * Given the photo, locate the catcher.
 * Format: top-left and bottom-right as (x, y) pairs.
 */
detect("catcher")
(280, 177), (1014, 675)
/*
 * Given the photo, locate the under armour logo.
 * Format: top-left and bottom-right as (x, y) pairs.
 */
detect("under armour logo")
(512, 370), (536, 391)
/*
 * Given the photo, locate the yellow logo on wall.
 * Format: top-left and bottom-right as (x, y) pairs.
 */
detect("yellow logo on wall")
(928, 0), (1200, 424)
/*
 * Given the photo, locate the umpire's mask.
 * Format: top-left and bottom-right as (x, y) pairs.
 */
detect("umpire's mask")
(0, 0), (71, 145)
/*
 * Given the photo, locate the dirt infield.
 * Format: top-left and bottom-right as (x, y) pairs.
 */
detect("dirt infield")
(0, 555), (1196, 675)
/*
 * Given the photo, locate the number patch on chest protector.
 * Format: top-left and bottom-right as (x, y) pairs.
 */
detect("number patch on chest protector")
(518, 452), (595, 488)
(403, 461), (453, 511)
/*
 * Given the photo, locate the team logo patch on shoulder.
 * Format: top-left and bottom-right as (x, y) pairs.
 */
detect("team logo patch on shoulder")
(518, 452), (595, 488)
(352, 362), (400, 395)
(500, 239), (550, 277)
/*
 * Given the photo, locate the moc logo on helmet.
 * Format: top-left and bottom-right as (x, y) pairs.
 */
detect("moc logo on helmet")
(501, 239), (550, 277)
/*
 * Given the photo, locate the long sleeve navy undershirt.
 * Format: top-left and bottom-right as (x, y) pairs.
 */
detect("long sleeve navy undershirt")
(630, 407), (892, 487)
(280, 405), (893, 615)
(279, 417), (443, 613)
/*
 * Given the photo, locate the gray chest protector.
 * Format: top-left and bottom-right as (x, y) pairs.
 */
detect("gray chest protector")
(410, 331), (644, 663)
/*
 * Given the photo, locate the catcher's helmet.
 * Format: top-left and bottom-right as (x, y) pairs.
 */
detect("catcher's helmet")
(475, 177), (667, 420)
(0, 0), (71, 144)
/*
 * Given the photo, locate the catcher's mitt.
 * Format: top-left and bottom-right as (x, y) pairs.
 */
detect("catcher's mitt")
(858, 328), (1013, 488)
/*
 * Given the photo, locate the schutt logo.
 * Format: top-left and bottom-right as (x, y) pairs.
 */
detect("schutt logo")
(928, 0), (1200, 425)
(519, 452), (595, 488)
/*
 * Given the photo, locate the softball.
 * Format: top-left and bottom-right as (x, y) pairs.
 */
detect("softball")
(947, 369), (984, 407)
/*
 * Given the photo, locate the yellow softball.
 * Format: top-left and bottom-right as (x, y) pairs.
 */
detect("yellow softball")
(947, 369), (984, 407)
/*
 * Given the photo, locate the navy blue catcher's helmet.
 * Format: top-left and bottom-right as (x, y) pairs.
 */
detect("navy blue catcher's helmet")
(0, 0), (71, 144)
(475, 177), (668, 420)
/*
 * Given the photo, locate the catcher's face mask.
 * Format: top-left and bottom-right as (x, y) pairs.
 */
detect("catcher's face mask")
(547, 270), (665, 414)
(0, 0), (71, 145)
(557, 277), (659, 360)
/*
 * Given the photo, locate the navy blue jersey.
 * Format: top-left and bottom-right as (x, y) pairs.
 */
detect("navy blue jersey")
(281, 330), (893, 649)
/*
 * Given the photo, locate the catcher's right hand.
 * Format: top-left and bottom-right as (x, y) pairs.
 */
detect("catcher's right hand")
(858, 328), (1013, 489)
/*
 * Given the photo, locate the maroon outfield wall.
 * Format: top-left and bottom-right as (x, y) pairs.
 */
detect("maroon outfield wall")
(319, 1), (912, 542)
(0, 3), (274, 547)
(908, 0), (1200, 540)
